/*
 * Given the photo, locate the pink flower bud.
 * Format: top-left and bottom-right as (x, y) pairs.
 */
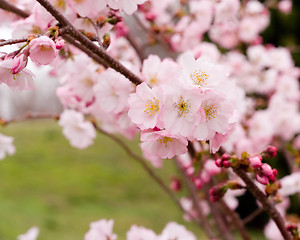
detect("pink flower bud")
(55, 39), (65, 50)
(170, 177), (181, 191)
(193, 178), (203, 189)
(115, 22), (129, 38)
(261, 163), (273, 177)
(209, 185), (227, 202)
(222, 153), (231, 161)
(249, 156), (262, 168)
(29, 36), (57, 65)
(11, 54), (28, 74)
(278, 0), (292, 14)
(255, 173), (269, 185)
(262, 146), (277, 159)
(215, 159), (222, 167)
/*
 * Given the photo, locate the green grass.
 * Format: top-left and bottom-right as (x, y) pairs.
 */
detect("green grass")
(0, 120), (204, 240)
(0, 120), (267, 240)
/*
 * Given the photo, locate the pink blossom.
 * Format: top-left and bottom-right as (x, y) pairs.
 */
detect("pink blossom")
(194, 90), (234, 141)
(0, 133), (16, 160)
(94, 68), (134, 114)
(106, 0), (147, 14)
(279, 172), (300, 197)
(84, 219), (117, 240)
(17, 227), (39, 240)
(159, 222), (196, 240)
(0, 58), (35, 91)
(128, 82), (164, 130)
(141, 55), (180, 87)
(249, 156), (262, 168)
(127, 225), (158, 240)
(140, 130), (188, 159)
(67, 0), (106, 17)
(29, 36), (57, 65)
(11, 54), (28, 74)
(162, 84), (202, 138)
(278, 0), (292, 14)
(59, 110), (96, 149)
(55, 39), (65, 50)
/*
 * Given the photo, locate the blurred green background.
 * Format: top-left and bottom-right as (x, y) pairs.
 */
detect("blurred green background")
(0, 120), (204, 240)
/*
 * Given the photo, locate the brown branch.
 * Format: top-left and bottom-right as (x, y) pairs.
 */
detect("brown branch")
(35, 0), (143, 85)
(125, 31), (147, 62)
(202, 185), (236, 240)
(0, 38), (28, 47)
(92, 124), (208, 229)
(61, 34), (108, 68)
(174, 159), (217, 239)
(218, 200), (252, 240)
(234, 168), (292, 240)
(243, 207), (264, 225)
(0, 0), (30, 18)
(0, 113), (58, 126)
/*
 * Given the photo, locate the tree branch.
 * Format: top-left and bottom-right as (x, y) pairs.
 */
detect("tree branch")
(174, 159), (217, 239)
(234, 168), (292, 240)
(0, 0), (30, 18)
(35, 0), (143, 85)
(0, 38), (28, 47)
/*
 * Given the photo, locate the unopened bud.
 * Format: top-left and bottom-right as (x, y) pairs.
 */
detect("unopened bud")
(170, 177), (181, 192)
(286, 223), (300, 240)
(102, 34), (111, 49)
(262, 146), (277, 159)
(261, 163), (273, 177)
(11, 54), (28, 74)
(249, 156), (262, 168)
(209, 184), (228, 202)
(193, 178), (203, 189)
(255, 173), (269, 185)
(55, 39), (65, 50)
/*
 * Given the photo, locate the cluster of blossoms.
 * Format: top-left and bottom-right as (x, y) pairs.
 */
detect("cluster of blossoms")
(17, 220), (196, 240)
(1, 0), (300, 239)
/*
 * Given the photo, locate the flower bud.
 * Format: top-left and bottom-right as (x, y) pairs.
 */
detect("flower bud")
(262, 146), (277, 159)
(261, 163), (273, 177)
(209, 184), (228, 202)
(249, 156), (262, 168)
(11, 54), (28, 74)
(255, 173), (269, 185)
(55, 39), (65, 50)
(193, 177), (203, 189)
(170, 177), (181, 192)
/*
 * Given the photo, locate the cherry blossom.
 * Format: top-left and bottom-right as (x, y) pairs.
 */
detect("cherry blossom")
(58, 110), (96, 149)
(84, 219), (117, 240)
(0, 133), (16, 160)
(17, 226), (39, 240)
(29, 36), (57, 65)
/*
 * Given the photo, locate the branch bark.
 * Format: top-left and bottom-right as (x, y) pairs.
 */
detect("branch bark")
(234, 168), (292, 240)
(35, 0), (143, 85)
(0, 0), (29, 18)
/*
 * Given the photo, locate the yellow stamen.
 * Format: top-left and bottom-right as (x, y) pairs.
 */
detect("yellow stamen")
(175, 97), (191, 117)
(204, 105), (217, 121)
(157, 137), (173, 148)
(190, 70), (209, 87)
(144, 97), (160, 117)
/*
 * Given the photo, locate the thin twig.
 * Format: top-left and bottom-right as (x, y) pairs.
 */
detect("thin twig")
(234, 168), (292, 240)
(243, 207), (264, 225)
(174, 159), (217, 239)
(92, 124), (207, 229)
(62, 33), (108, 68)
(125, 31), (147, 62)
(0, 38), (28, 47)
(0, 0), (30, 18)
(218, 200), (252, 240)
(35, 0), (143, 85)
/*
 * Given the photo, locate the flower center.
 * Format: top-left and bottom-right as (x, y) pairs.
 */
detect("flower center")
(175, 97), (190, 117)
(204, 105), (217, 121)
(157, 136), (173, 148)
(40, 45), (51, 52)
(190, 70), (209, 87)
(144, 97), (160, 117)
